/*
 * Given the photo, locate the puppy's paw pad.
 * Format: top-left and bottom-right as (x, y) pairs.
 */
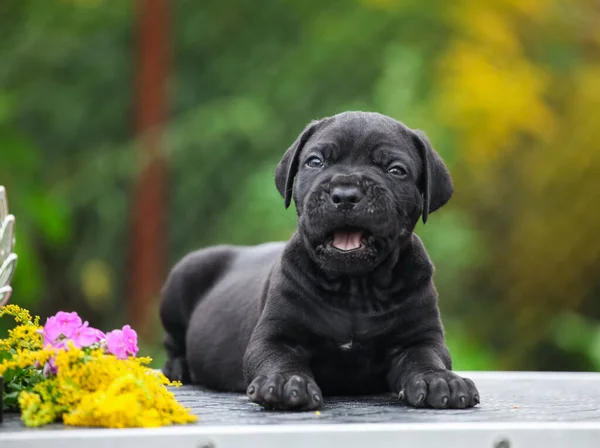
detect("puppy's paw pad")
(247, 373), (322, 411)
(400, 371), (479, 409)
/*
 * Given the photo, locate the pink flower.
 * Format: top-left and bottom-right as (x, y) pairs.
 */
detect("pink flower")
(42, 358), (57, 376)
(71, 321), (105, 348)
(94, 328), (107, 341)
(105, 325), (138, 360)
(41, 311), (106, 350)
(43, 311), (83, 348)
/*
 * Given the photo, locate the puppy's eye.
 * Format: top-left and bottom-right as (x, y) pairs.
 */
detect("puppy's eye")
(387, 165), (408, 177)
(306, 156), (324, 168)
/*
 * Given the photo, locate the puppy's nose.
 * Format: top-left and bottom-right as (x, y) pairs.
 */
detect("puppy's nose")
(331, 185), (363, 210)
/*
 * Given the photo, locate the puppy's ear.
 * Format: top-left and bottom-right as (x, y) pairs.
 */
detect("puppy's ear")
(275, 119), (324, 209)
(412, 130), (454, 223)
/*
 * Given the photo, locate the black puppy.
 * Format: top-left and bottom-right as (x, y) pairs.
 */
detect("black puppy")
(160, 111), (479, 411)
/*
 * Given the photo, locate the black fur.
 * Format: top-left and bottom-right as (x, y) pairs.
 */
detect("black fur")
(160, 111), (479, 410)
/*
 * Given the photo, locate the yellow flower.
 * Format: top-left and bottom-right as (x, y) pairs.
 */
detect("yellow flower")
(13, 345), (198, 427)
(0, 347), (54, 375)
(8, 324), (44, 350)
(18, 390), (59, 427)
(0, 305), (43, 354)
(0, 304), (37, 325)
(54, 352), (197, 427)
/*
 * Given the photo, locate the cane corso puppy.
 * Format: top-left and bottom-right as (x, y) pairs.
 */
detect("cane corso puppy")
(160, 111), (480, 411)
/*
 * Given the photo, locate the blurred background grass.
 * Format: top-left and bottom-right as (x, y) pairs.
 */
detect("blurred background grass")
(1, 0), (600, 372)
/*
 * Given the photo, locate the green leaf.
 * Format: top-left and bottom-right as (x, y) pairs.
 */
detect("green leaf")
(3, 390), (21, 408)
(2, 369), (16, 382)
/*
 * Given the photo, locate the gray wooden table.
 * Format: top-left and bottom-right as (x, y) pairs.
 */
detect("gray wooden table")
(2, 372), (600, 447)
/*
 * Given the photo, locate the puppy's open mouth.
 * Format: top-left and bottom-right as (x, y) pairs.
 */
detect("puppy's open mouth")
(327, 227), (369, 252)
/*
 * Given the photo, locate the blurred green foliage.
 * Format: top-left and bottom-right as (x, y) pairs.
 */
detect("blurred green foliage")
(1, 0), (599, 371)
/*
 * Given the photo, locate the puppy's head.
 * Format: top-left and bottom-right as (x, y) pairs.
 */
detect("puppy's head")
(275, 111), (453, 275)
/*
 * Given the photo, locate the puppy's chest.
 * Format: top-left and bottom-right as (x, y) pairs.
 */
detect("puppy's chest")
(314, 281), (400, 350)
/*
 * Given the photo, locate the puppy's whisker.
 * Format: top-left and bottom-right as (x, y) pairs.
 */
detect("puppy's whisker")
(393, 206), (412, 222)
(395, 209), (409, 220)
(392, 199), (410, 214)
(394, 198), (421, 208)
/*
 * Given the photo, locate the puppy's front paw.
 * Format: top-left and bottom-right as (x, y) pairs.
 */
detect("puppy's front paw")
(247, 373), (323, 411)
(400, 371), (479, 409)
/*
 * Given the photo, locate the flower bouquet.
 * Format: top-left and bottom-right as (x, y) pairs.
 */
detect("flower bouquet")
(0, 185), (196, 428)
(0, 306), (197, 427)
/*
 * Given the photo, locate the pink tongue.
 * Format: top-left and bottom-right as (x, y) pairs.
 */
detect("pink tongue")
(332, 231), (364, 251)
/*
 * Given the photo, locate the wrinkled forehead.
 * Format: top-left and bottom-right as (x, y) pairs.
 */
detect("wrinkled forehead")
(308, 112), (419, 163)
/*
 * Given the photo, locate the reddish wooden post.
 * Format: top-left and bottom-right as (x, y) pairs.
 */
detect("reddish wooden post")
(129, 0), (170, 339)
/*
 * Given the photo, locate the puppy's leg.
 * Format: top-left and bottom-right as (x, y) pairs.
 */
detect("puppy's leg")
(159, 248), (233, 383)
(243, 324), (322, 411)
(160, 263), (192, 383)
(386, 283), (479, 409)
